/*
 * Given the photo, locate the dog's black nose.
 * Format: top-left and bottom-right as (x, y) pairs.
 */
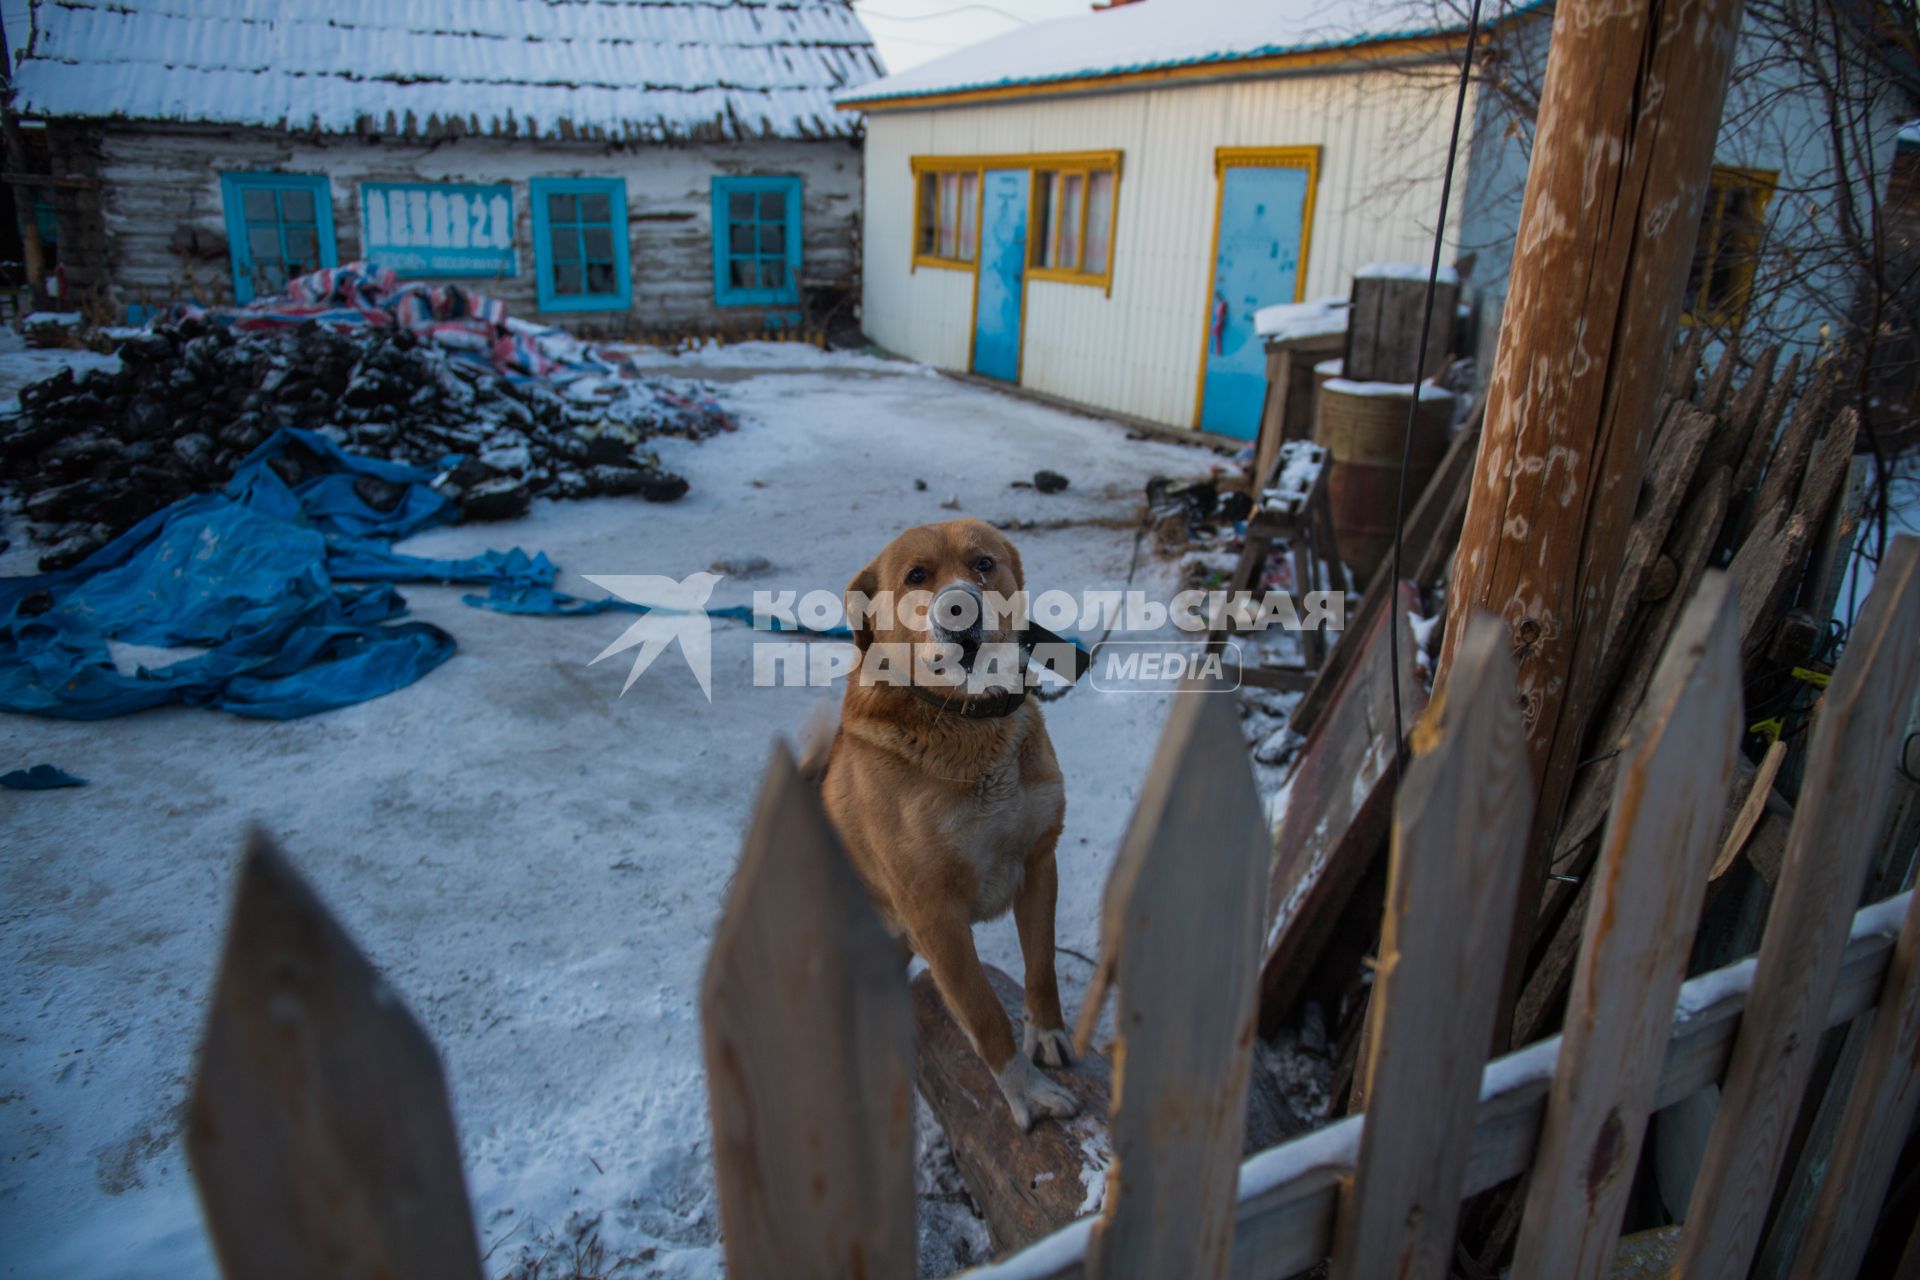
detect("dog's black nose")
(932, 583), (984, 649)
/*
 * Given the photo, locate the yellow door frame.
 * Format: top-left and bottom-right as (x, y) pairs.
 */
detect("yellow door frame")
(1192, 146), (1322, 429)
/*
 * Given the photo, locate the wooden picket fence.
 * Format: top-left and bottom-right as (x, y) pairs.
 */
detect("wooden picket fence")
(702, 537), (1920, 1280)
(179, 537), (1919, 1279)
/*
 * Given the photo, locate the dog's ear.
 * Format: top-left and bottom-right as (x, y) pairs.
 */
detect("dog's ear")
(1001, 535), (1025, 590)
(845, 562), (880, 652)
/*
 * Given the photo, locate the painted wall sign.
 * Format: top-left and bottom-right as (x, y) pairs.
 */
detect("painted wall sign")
(359, 183), (517, 277)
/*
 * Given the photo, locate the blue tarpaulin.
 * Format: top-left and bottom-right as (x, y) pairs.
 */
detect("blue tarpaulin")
(0, 429), (577, 719)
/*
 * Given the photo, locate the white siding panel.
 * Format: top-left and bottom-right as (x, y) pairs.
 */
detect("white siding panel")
(859, 61), (1476, 428)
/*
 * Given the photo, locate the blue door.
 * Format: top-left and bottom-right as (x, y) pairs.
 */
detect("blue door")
(1198, 164), (1312, 437)
(972, 168), (1030, 383)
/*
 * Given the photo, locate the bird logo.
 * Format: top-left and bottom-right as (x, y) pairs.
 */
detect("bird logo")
(582, 572), (722, 700)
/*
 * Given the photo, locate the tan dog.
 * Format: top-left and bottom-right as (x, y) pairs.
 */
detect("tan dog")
(819, 519), (1080, 1130)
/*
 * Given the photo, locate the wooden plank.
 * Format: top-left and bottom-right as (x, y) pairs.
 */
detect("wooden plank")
(1710, 739), (1788, 881)
(960, 891), (1917, 1280)
(1259, 583), (1423, 1034)
(1078, 688), (1271, 1280)
(701, 744), (915, 1280)
(1329, 612), (1532, 1280)
(912, 966), (1303, 1255)
(1510, 575), (1742, 1279)
(1777, 889), (1920, 1280)
(1673, 535), (1920, 1280)
(1344, 275), (1456, 384)
(1513, 469), (1732, 1044)
(186, 829), (483, 1280)
(1702, 345), (1778, 479)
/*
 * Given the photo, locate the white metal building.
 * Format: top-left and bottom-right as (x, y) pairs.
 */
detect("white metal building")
(838, 0), (1904, 439)
(837, 0), (1500, 438)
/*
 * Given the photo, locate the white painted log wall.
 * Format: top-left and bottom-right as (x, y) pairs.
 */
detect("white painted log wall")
(88, 125), (863, 329)
(857, 60), (1475, 429)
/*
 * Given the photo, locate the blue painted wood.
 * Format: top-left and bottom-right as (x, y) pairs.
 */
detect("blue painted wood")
(972, 168), (1030, 383)
(1199, 165), (1311, 439)
(219, 172), (336, 304)
(711, 175), (803, 308)
(530, 176), (632, 313)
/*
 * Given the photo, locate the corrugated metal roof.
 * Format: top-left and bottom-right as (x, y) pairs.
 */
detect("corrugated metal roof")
(13, 0), (883, 141)
(838, 0), (1524, 108)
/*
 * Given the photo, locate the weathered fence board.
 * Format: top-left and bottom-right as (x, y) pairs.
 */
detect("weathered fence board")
(1260, 583), (1422, 1033)
(1674, 534), (1920, 1279)
(962, 891), (1915, 1280)
(1330, 612), (1531, 1280)
(1077, 686), (1270, 1280)
(1785, 885), (1920, 1280)
(702, 743), (916, 1280)
(187, 829), (483, 1280)
(1510, 574), (1741, 1279)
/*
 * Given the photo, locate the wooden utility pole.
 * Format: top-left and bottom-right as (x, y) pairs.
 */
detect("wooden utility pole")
(1435, 0), (1747, 1047)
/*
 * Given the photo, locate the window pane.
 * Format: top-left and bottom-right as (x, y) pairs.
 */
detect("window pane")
(553, 261), (584, 295)
(285, 225), (318, 262)
(580, 193), (611, 222)
(730, 258), (758, 289)
(582, 226), (613, 259)
(757, 222), (782, 254)
(249, 225), (283, 260)
(1060, 173), (1084, 271)
(729, 191), (755, 220)
(280, 187), (315, 222)
(958, 172), (977, 261)
(917, 173), (938, 254)
(242, 188), (277, 222)
(759, 190), (785, 219)
(586, 260), (616, 295)
(761, 258), (786, 291)
(939, 172), (958, 259)
(730, 223), (755, 254)
(547, 193), (577, 222)
(549, 224), (580, 262)
(1084, 170), (1114, 275)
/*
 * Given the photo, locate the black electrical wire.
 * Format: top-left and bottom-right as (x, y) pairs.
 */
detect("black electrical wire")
(1388, 0), (1485, 781)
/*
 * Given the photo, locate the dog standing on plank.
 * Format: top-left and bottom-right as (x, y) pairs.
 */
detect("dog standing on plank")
(818, 518), (1080, 1130)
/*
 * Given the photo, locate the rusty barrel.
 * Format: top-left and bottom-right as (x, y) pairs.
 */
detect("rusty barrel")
(1312, 376), (1455, 583)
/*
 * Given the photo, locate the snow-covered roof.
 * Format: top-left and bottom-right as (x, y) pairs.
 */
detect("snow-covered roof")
(839, 0), (1503, 110)
(12, 0), (883, 143)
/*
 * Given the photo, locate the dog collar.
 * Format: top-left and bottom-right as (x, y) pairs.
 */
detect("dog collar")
(907, 683), (1028, 719)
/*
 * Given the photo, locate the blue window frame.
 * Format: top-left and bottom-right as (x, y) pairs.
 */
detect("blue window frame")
(530, 177), (632, 312)
(220, 172), (337, 304)
(711, 175), (802, 307)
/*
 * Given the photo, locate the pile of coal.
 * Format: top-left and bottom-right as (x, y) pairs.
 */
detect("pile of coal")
(1, 318), (729, 569)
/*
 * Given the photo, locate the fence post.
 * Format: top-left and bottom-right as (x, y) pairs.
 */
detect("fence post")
(701, 743), (916, 1280)
(1509, 573), (1742, 1278)
(1328, 611), (1532, 1280)
(187, 829), (483, 1280)
(1077, 685), (1270, 1280)
(1675, 534), (1920, 1278)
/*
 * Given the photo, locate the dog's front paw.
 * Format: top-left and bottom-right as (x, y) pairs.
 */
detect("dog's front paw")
(994, 1054), (1080, 1132)
(1023, 1021), (1074, 1068)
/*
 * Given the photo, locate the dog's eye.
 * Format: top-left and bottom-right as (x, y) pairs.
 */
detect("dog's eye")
(905, 566), (927, 585)
(974, 556), (996, 574)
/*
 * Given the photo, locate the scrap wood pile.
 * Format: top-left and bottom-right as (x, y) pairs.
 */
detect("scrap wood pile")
(1258, 330), (1906, 1154)
(1, 262), (734, 570)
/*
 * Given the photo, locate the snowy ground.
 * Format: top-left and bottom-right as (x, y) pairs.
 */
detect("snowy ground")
(1, 347), (1232, 1278)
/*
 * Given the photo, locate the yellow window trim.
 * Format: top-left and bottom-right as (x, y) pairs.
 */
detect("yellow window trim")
(908, 151), (1124, 292)
(1683, 164), (1777, 329)
(1192, 146), (1322, 429)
